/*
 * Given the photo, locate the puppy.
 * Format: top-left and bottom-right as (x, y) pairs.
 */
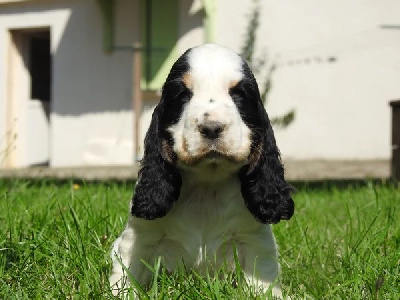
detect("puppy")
(110, 44), (294, 298)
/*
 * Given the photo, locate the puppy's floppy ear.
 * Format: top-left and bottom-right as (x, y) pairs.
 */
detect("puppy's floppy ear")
(131, 104), (182, 220)
(239, 120), (294, 224)
(131, 49), (191, 220)
(236, 63), (294, 224)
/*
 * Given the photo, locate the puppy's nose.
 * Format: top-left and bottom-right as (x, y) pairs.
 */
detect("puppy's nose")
(198, 121), (226, 140)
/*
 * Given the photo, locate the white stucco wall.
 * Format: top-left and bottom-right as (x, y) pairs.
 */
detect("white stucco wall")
(0, 0), (139, 167)
(177, 0), (204, 54)
(216, 0), (400, 160)
(214, 0), (250, 51)
(1, 0), (398, 169)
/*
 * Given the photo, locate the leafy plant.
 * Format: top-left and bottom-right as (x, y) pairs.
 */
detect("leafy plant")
(240, 0), (295, 128)
(0, 127), (17, 167)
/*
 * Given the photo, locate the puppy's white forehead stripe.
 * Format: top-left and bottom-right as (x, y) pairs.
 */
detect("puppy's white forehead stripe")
(187, 44), (243, 87)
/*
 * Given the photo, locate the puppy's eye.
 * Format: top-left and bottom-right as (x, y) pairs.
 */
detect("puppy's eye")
(234, 89), (246, 99)
(163, 81), (191, 101)
(175, 87), (191, 99)
(229, 86), (246, 100)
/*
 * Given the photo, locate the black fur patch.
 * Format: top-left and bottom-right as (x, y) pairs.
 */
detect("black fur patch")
(230, 59), (294, 224)
(131, 50), (192, 219)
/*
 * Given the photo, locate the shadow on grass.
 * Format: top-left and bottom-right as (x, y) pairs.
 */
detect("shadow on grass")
(1, 177), (398, 192)
(289, 178), (398, 192)
(0, 178), (136, 188)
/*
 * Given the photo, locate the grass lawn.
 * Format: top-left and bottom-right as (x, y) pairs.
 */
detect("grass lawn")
(0, 179), (399, 299)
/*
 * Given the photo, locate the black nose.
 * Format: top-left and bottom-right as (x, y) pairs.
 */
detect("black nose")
(198, 121), (226, 140)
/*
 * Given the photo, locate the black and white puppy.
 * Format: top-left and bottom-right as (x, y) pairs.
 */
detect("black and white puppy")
(110, 44), (294, 297)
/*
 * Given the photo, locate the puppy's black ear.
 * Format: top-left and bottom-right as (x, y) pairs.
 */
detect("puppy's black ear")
(235, 63), (294, 224)
(239, 120), (294, 224)
(131, 50), (191, 220)
(131, 104), (182, 220)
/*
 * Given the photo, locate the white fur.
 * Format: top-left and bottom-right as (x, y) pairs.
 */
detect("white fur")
(170, 44), (252, 173)
(110, 176), (282, 297)
(110, 44), (283, 298)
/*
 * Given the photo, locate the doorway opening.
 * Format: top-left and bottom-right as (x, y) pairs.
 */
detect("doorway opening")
(7, 28), (52, 167)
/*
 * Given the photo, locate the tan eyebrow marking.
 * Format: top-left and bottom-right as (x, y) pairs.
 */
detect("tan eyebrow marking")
(228, 80), (239, 89)
(182, 72), (193, 90)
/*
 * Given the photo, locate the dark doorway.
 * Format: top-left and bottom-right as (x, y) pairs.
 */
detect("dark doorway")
(9, 28), (52, 167)
(28, 31), (51, 124)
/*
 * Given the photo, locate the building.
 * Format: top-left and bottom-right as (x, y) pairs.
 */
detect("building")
(263, 0), (400, 164)
(0, 0), (399, 178)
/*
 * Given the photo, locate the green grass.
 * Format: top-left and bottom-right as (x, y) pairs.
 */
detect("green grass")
(0, 179), (399, 299)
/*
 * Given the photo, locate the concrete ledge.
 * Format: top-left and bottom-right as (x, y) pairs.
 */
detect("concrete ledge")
(0, 159), (390, 181)
(0, 165), (140, 181)
(284, 159), (390, 181)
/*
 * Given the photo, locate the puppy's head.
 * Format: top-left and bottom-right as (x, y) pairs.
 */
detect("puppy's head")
(131, 44), (294, 223)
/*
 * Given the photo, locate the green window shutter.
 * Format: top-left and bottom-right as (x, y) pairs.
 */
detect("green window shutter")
(141, 0), (179, 91)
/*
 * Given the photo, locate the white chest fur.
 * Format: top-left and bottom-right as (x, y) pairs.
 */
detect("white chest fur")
(131, 176), (262, 269)
(110, 169), (281, 297)
(110, 169), (282, 297)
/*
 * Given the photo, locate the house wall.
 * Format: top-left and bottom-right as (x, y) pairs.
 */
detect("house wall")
(0, 0), (140, 167)
(216, 0), (400, 161)
(177, 0), (204, 53)
(1, 0), (398, 169)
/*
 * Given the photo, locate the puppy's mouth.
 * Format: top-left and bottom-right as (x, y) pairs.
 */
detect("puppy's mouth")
(203, 150), (224, 160)
(179, 149), (244, 167)
(177, 137), (249, 167)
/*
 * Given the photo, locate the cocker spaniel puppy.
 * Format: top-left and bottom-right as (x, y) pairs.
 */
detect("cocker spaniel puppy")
(110, 44), (294, 298)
